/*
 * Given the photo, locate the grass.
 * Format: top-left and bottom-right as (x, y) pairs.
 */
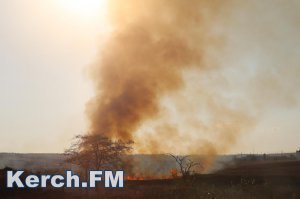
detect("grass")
(1, 160), (300, 198)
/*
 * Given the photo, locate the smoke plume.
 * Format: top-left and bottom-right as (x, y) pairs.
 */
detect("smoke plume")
(86, 0), (300, 170)
(87, 0), (224, 140)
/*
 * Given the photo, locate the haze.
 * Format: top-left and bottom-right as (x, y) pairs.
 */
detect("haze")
(0, 0), (299, 154)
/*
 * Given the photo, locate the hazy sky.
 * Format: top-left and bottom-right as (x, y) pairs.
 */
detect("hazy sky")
(0, 0), (108, 153)
(0, 0), (299, 154)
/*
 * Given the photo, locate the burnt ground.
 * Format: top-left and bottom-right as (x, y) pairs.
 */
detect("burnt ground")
(1, 160), (300, 199)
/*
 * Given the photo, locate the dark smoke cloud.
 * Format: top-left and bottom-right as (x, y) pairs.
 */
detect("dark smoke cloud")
(86, 0), (300, 170)
(86, 0), (225, 140)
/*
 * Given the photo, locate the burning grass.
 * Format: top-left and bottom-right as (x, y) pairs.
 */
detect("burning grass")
(1, 160), (300, 198)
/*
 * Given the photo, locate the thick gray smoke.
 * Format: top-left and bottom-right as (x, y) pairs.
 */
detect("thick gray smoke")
(86, 0), (300, 170)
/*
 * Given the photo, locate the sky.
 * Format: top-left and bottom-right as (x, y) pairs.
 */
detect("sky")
(0, 0), (109, 153)
(0, 0), (299, 154)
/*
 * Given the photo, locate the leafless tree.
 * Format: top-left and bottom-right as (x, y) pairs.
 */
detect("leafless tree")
(169, 154), (201, 178)
(65, 134), (133, 178)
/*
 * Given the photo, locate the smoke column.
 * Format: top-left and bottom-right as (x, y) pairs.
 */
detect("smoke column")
(86, 0), (300, 170)
(87, 0), (224, 140)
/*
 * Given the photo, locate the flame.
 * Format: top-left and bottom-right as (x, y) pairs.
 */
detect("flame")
(170, 168), (178, 178)
(126, 176), (145, 181)
(125, 173), (175, 181)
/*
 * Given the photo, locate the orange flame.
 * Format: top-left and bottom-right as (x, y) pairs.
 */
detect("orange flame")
(125, 173), (175, 181)
(170, 168), (178, 178)
(125, 176), (145, 181)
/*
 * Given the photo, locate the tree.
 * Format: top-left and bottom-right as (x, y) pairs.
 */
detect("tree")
(65, 134), (133, 176)
(169, 154), (201, 178)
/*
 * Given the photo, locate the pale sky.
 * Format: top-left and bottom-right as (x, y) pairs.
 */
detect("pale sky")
(0, 0), (299, 154)
(0, 0), (109, 153)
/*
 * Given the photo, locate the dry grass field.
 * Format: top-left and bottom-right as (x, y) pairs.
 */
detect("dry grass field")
(1, 160), (300, 199)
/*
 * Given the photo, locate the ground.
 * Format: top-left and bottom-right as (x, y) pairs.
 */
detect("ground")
(1, 160), (300, 199)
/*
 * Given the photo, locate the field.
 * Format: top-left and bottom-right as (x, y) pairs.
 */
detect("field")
(1, 160), (300, 199)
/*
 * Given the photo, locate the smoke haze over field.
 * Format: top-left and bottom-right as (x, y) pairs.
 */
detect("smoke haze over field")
(0, 0), (299, 154)
(84, 0), (300, 165)
(86, 0), (230, 156)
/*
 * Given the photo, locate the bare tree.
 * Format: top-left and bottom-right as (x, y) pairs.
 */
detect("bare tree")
(169, 154), (201, 178)
(65, 134), (133, 178)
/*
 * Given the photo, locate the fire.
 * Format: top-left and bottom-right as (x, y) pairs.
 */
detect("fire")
(126, 176), (145, 181)
(125, 172), (177, 181)
(170, 168), (178, 178)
